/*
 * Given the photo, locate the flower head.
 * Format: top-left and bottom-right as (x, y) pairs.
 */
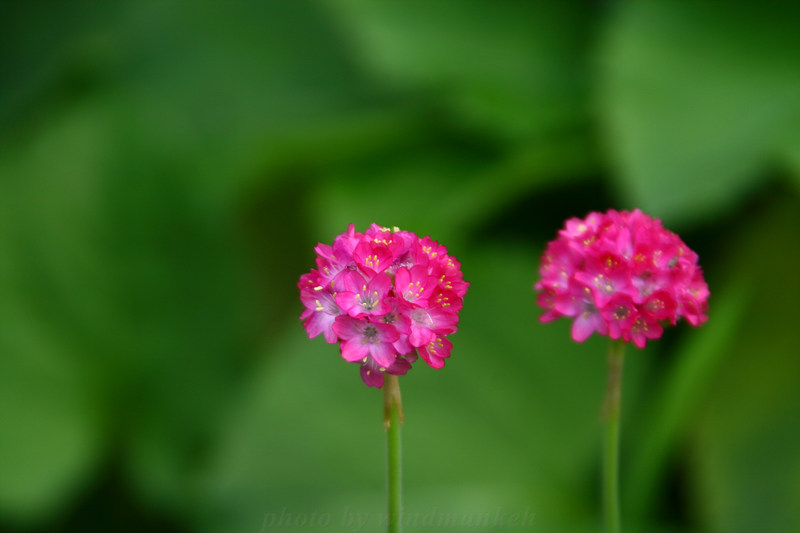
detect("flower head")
(299, 224), (468, 387)
(535, 209), (708, 347)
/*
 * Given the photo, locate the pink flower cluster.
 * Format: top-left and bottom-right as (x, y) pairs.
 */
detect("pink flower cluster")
(535, 209), (709, 347)
(299, 224), (468, 387)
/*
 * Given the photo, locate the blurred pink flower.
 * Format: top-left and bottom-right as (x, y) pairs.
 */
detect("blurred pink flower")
(535, 209), (708, 347)
(299, 224), (468, 387)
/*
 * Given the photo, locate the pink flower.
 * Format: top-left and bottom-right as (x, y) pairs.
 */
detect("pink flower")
(535, 209), (709, 347)
(299, 224), (468, 387)
(395, 265), (436, 307)
(332, 316), (400, 368)
(419, 335), (452, 369)
(335, 271), (393, 318)
(299, 273), (342, 344)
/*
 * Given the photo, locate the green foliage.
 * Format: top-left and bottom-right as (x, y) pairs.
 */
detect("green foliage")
(328, 0), (593, 142)
(689, 203), (800, 533)
(600, 2), (800, 224)
(1, 1), (799, 532)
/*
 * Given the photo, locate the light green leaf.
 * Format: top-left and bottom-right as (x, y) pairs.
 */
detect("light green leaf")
(0, 312), (103, 523)
(600, 1), (800, 223)
(0, 99), (259, 516)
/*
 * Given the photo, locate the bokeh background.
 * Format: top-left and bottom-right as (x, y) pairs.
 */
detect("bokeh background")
(2, 1), (799, 532)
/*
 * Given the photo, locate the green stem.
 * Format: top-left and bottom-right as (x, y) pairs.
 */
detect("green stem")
(384, 374), (403, 533)
(604, 340), (626, 533)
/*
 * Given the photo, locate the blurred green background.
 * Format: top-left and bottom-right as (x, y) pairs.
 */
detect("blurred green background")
(1, 1), (799, 532)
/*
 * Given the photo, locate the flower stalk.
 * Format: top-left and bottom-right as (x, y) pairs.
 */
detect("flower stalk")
(534, 209), (709, 533)
(603, 339), (626, 533)
(383, 374), (403, 533)
(299, 224), (467, 532)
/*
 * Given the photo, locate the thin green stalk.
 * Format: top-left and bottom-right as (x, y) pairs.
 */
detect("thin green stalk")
(604, 340), (626, 533)
(383, 374), (403, 533)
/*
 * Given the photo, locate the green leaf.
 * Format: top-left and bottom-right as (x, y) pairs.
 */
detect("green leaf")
(0, 313), (103, 523)
(2, 0), (398, 201)
(600, 1), (800, 223)
(780, 133), (800, 192)
(688, 201), (800, 532)
(0, 107), (112, 523)
(0, 98), (260, 516)
(0, 0), (412, 517)
(328, 0), (593, 141)
(308, 132), (599, 252)
(624, 264), (751, 521)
